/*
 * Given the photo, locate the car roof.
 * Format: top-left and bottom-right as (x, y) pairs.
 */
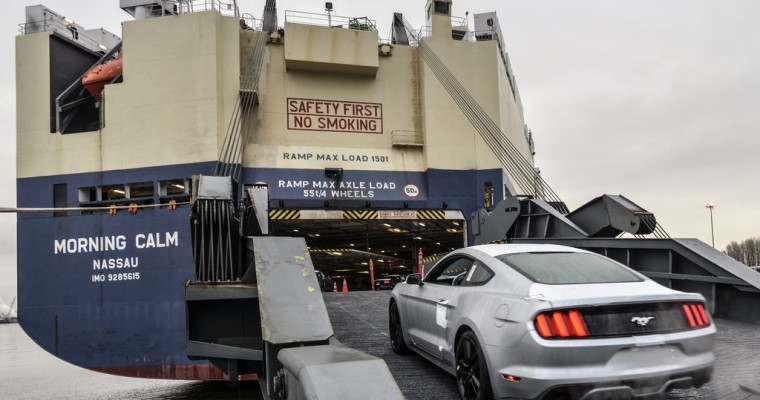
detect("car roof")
(465, 243), (586, 257)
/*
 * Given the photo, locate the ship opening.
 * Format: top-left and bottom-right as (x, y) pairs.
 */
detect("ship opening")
(269, 209), (466, 290)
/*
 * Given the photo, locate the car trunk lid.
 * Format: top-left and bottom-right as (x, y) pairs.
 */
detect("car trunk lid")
(529, 281), (710, 338)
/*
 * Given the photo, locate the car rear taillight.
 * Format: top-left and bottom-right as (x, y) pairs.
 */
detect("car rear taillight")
(534, 310), (589, 339)
(682, 303), (710, 328)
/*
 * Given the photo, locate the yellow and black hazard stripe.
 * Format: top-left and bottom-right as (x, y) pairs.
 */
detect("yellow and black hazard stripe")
(310, 248), (354, 254)
(343, 210), (378, 220)
(416, 210), (445, 220)
(269, 209), (300, 220)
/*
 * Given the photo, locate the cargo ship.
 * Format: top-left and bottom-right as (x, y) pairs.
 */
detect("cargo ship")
(16, 0), (542, 380)
(0, 296), (17, 324)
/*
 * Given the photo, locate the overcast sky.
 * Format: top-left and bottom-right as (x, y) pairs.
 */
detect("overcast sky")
(1, 0), (759, 306)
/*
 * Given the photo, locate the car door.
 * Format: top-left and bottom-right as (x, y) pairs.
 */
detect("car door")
(439, 260), (496, 365)
(406, 256), (474, 359)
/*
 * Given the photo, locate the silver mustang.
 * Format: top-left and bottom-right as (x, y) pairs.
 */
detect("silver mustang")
(389, 244), (715, 400)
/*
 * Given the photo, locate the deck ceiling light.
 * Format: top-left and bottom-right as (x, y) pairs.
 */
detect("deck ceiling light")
(325, 168), (343, 179)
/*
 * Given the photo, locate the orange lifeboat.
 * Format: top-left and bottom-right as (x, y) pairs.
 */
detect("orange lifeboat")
(82, 51), (122, 99)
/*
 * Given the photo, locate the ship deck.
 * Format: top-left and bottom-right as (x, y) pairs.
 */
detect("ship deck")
(323, 291), (760, 400)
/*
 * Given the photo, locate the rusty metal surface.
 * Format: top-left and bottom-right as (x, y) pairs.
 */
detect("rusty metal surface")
(185, 283), (258, 301)
(90, 363), (258, 381)
(246, 186), (270, 235)
(253, 237), (333, 344)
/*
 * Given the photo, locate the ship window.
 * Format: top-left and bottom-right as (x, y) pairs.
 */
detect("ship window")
(484, 181), (494, 208)
(54, 184), (67, 218)
(160, 179), (188, 196)
(434, 1), (450, 15)
(129, 182), (154, 198)
(103, 184), (126, 200)
(79, 186), (99, 202)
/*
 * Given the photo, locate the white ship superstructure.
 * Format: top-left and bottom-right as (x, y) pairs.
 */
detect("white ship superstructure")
(15, 0), (542, 380)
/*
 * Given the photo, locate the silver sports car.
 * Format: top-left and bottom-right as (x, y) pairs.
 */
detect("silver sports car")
(389, 244), (715, 400)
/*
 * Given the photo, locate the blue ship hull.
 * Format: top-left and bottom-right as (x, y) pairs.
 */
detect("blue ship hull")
(17, 162), (503, 379)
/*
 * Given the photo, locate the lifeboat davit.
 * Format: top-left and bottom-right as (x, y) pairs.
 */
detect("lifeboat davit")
(82, 51), (122, 99)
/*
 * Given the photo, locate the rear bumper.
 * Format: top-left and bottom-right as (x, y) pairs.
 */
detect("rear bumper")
(487, 326), (716, 399)
(540, 366), (713, 400)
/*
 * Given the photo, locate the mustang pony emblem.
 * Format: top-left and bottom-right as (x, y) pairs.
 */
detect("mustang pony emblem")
(631, 316), (655, 326)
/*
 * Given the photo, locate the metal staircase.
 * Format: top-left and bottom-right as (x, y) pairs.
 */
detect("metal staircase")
(214, 0), (274, 184)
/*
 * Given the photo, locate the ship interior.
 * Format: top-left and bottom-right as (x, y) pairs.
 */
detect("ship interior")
(271, 214), (466, 290)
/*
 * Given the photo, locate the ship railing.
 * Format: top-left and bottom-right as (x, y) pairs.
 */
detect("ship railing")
(414, 23), (502, 43)
(176, 0), (240, 17)
(414, 26), (432, 41)
(451, 15), (468, 30)
(284, 10), (377, 32)
(18, 18), (109, 52)
(240, 13), (263, 31)
(451, 16), (469, 41)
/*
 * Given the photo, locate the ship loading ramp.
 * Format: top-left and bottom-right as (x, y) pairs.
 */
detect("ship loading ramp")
(186, 177), (403, 399)
(471, 195), (760, 324)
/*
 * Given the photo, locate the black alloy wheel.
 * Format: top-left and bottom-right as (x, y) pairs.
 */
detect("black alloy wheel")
(456, 330), (493, 400)
(389, 301), (407, 354)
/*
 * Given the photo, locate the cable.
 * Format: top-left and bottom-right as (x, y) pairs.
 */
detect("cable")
(0, 202), (190, 213)
(418, 41), (568, 212)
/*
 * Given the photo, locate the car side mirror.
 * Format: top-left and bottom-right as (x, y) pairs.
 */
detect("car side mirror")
(406, 273), (423, 286)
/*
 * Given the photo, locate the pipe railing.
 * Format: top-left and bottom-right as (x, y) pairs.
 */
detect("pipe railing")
(18, 18), (109, 52)
(176, 0), (239, 17)
(240, 13), (263, 31)
(284, 10), (377, 32)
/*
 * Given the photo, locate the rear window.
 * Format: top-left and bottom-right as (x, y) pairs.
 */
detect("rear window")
(495, 252), (643, 285)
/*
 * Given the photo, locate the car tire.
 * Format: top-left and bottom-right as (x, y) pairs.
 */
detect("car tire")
(389, 301), (408, 354)
(456, 330), (493, 400)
